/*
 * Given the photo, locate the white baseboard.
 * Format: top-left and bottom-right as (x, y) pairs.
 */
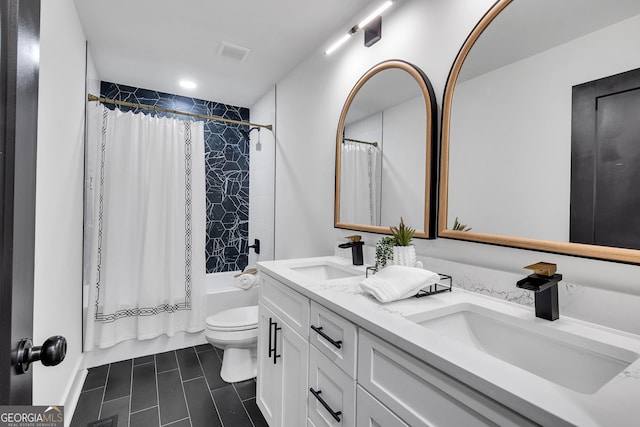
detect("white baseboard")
(64, 363), (88, 427)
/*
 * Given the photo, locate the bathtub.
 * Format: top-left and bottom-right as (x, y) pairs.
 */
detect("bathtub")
(84, 270), (259, 368)
(206, 270), (259, 315)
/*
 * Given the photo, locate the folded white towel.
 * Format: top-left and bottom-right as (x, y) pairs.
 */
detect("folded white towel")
(359, 265), (439, 303)
(235, 273), (259, 290)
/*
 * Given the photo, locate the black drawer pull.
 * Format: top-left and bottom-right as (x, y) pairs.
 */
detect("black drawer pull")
(310, 388), (342, 422)
(273, 322), (281, 364)
(311, 325), (342, 349)
(268, 318), (275, 358)
(268, 318), (282, 364)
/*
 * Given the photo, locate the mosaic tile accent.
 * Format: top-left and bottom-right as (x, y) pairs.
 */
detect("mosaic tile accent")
(100, 82), (249, 273)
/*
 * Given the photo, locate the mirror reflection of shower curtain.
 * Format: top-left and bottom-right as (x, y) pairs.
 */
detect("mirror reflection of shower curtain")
(340, 141), (381, 226)
(83, 103), (207, 350)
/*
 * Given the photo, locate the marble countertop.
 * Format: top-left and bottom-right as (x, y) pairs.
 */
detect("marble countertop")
(257, 256), (640, 427)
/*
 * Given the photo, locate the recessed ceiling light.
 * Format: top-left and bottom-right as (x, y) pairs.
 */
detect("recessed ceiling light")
(179, 80), (197, 89)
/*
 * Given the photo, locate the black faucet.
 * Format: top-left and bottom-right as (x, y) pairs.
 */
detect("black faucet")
(516, 262), (562, 321)
(338, 235), (364, 266)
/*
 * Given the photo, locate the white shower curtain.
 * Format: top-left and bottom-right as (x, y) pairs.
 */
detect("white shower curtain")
(83, 104), (206, 350)
(340, 141), (381, 226)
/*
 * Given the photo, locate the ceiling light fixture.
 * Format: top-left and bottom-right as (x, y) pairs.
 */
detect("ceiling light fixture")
(179, 80), (197, 89)
(324, 0), (394, 55)
(357, 0), (393, 29)
(324, 33), (354, 56)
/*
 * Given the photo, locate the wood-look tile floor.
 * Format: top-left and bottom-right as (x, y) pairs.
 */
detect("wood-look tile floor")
(70, 345), (268, 427)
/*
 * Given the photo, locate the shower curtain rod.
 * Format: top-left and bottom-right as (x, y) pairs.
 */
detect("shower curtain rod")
(87, 94), (273, 131)
(343, 137), (378, 147)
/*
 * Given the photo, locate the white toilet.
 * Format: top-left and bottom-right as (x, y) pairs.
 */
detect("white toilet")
(205, 305), (259, 383)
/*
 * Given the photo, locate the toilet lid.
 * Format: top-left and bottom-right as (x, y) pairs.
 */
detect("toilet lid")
(206, 305), (258, 330)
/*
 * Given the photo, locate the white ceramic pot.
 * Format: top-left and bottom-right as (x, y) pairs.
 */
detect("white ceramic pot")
(392, 245), (416, 267)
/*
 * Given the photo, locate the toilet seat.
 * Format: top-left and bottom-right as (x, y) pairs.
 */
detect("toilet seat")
(206, 306), (258, 331)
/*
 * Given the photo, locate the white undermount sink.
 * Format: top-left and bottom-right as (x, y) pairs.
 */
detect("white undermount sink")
(407, 303), (639, 394)
(289, 261), (361, 281)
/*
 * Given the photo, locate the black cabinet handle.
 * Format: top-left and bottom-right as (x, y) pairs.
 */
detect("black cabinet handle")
(310, 388), (342, 422)
(268, 317), (275, 358)
(311, 325), (342, 349)
(273, 321), (281, 364)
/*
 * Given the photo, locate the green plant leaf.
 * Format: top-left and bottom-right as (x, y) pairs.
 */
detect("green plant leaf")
(374, 236), (395, 270)
(452, 216), (472, 232)
(389, 217), (415, 246)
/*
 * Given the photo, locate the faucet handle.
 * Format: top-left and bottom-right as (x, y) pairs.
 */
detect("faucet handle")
(524, 262), (556, 277)
(345, 235), (362, 243)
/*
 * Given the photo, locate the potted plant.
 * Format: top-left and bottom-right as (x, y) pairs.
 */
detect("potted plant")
(389, 217), (417, 267)
(374, 236), (395, 271)
(374, 217), (417, 270)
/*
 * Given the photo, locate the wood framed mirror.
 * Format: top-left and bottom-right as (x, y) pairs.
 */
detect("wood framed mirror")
(439, 0), (640, 263)
(334, 60), (438, 238)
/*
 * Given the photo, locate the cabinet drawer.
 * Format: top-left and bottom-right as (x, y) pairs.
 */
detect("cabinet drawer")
(358, 331), (537, 427)
(356, 385), (409, 427)
(310, 301), (357, 378)
(261, 273), (310, 338)
(308, 346), (356, 427)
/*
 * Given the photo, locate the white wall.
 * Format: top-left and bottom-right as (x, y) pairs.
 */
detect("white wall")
(34, 0), (88, 406)
(272, 0), (640, 312)
(449, 14), (640, 240)
(249, 87), (277, 265)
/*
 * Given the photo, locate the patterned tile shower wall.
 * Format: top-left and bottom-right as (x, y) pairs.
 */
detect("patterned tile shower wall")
(100, 82), (250, 273)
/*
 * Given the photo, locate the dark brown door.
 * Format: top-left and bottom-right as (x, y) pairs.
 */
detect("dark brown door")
(0, 0), (40, 405)
(571, 68), (640, 250)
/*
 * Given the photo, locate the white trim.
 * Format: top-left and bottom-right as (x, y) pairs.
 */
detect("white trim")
(63, 355), (87, 427)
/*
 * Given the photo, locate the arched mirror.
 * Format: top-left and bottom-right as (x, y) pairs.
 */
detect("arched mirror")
(335, 60), (438, 237)
(440, 0), (640, 263)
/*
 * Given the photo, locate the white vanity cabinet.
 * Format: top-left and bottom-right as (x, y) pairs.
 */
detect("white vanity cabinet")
(257, 266), (537, 427)
(257, 275), (310, 427)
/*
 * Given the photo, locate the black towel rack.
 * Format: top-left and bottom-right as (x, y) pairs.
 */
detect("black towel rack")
(415, 274), (453, 298)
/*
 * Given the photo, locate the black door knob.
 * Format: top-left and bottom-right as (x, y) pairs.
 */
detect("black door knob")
(13, 336), (67, 374)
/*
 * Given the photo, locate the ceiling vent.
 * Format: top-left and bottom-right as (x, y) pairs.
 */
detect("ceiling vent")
(216, 42), (251, 62)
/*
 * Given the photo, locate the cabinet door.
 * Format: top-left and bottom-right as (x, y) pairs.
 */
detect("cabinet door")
(356, 385), (409, 427)
(280, 318), (309, 427)
(308, 346), (356, 427)
(257, 304), (282, 427)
